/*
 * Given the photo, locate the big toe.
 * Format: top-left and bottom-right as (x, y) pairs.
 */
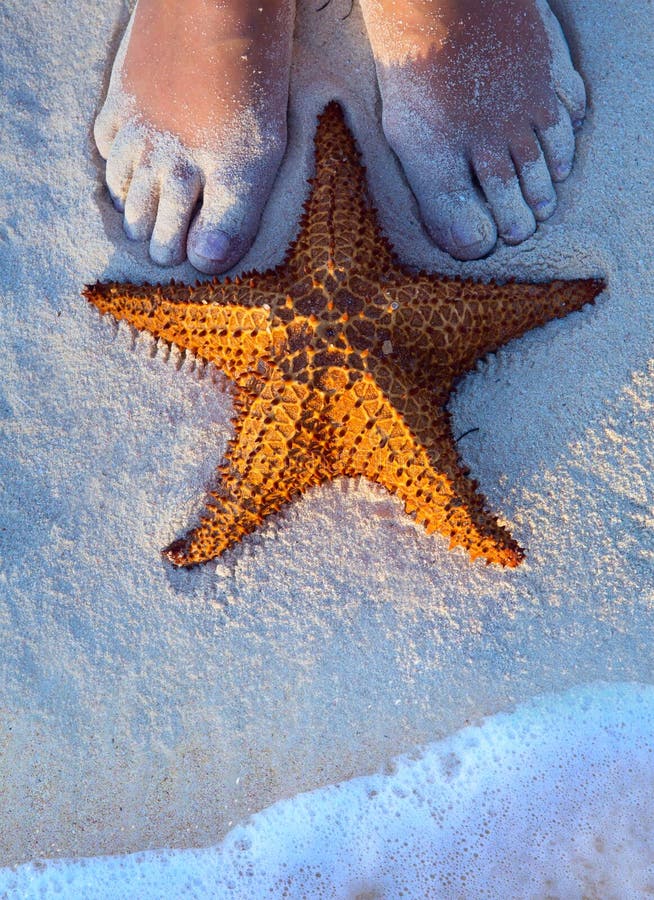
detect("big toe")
(425, 190), (498, 260)
(187, 225), (236, 275)
(186, 171), (277, 274)
(386, 129), (497, 259)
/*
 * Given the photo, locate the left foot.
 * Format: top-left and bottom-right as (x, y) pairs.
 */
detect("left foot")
(360, 0), (587, 259)
(94, 0), (294, 273)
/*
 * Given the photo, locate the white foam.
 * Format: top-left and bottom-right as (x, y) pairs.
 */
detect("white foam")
(2, 682), (654, 898)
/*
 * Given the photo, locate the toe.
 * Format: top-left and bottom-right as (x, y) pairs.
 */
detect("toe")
(389, 141), (497, 259)
(536, 102), (576, 182)
(536, 0), (586, 127)
(105, 128), (142, 213)
(517, 156), (557, 222)
(150, 166), (201, 267)
(186, 175), (268, 274)
(510, 131), (557, 221)
(382, 112), (497, 258)
(123, 161), (160, 242)
(473, 148), (536, 245)
(93, 104), (120, 160)
(478, 177), (537, 245)
(556, 69), (587, 129)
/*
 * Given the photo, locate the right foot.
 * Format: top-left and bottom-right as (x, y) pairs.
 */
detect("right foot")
(360, 0), (587, 260)
(94, 0), (294, 273)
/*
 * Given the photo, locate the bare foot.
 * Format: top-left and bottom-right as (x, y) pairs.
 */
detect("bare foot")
(360, 0), (586, 259)
(94, 0), (294, 273)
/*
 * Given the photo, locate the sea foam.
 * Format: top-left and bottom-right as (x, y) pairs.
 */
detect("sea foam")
(2, 682), (653, 898)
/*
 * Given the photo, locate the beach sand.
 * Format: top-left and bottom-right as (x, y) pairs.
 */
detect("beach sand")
(0, 0), (652, 875)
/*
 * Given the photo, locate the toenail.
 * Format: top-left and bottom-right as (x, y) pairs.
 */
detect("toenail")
(109, 189), (124, 213)
(450, 218), (487, 249)
(191, 229), (231, 263)
(444, 213), (496, 258)
(553, 160), (572, 181)
(500, 222), (524, 244)
(502, 222), (529, 244)
(534, 196), (556, 218)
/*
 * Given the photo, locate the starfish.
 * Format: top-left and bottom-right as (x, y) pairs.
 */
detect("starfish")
(85, 102), (604, 568)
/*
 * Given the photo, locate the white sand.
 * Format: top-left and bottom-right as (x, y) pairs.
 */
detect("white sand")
(0, 0), (652, 878)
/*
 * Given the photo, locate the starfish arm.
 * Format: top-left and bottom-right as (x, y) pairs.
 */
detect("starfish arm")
(334, 374), (523, 566)
(84, 278), (296, 379)
(384, 275), (605, 385)
(164, 375), (330, 566)
(285, 102), (395, 285)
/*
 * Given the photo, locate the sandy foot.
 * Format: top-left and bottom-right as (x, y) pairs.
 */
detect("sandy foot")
(360, 0), (586, 259)
(94, 0), (294, 273)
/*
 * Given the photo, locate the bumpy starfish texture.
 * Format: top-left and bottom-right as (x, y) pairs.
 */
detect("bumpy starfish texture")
(85, 102), (603, 568)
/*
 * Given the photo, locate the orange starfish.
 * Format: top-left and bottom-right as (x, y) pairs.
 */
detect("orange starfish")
(85, 102), (604, 568)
